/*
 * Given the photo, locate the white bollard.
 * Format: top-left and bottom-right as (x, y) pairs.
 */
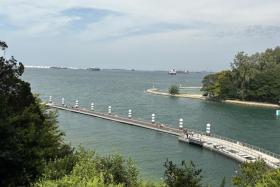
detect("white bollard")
(151, 113), (155, 123)
(49, 96), (52, 103)
(62, 98), (65, 106)
(128, 109), (132, 119)
(75, 100), (79, 108)
(206, 123), (211, 134)
(108, 106), (112, 114)
(179, 118), (183, 129)
(91, 102), (95, 111)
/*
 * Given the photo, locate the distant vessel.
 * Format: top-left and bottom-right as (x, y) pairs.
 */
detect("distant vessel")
(168, 69), (176, 75)
(177, 70), (190, 74)
(50, 66), (68, 69)
(87, 67), (101, 71)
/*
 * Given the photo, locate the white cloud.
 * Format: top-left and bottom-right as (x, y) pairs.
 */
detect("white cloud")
(2, 0), (280, 36)
(1, 0), (280, 70)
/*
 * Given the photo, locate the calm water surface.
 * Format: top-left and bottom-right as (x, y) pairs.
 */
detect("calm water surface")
(23, 68), (280, 186)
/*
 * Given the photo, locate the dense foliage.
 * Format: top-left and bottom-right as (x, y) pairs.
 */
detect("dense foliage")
(255, 169), (280, 187)
(232, 159), (269, 187)
(169, 85), (179, 95)
(0, 41), (73, 186)
(232, 159), (280, 187)
(201, 47), (280, 103)
(163, 159), (202, 187)
(34, 149), (148, 187)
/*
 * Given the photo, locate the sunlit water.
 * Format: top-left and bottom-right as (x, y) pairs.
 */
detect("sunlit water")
(23, 68), (280, 186)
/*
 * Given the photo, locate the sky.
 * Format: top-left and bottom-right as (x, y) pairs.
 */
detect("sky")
(1, 0), (280, 71)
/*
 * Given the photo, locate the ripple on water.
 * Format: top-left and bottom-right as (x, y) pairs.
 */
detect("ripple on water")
(23, 69), (280, 186)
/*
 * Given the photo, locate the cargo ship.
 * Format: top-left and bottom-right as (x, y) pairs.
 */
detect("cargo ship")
(87, 67), (101, 71)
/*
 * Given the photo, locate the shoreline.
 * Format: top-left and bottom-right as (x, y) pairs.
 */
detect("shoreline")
(146, 88), (280, 109)
(146, 88), (206, 100)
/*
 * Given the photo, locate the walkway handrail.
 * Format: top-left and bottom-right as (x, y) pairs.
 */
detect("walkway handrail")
(47, 102), (280, 160)
(187, 128), (280, 159)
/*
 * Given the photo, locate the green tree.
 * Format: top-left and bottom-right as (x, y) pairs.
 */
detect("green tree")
(95, 154), (139, 186)
(218, 71), (237, 99)
(232, 159), (269, 187)
(201, 73), (218, 97)
(247, 66), (280, 103)
(163, 159), (202, 187)
(231, 52), (256, 100)
(35, 149), (154, 187)
(255, 169), (280, 187)
(201, 46), (280, 103)
(169, 85), (179, 95)
(201, 71), (236, 99)
(0, 40), (8, 57)
(0, 41), (73, 186)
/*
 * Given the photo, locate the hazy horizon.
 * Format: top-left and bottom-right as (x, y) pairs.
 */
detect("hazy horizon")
(1, 0), (280, 71)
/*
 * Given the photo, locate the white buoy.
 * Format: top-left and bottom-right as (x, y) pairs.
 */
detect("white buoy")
(62, 97), (65, 106)
(128, 109), (132, 118)
(49, 96), (52, 103)
(206, 123), (211, 134)
(75, 100), (79, 108)
(179, 118), (183, 129)
(91, 102), (94, 111)
(151, 113), (155, 123)
(108, 106), (112, 114)
(276, 110), (280, 116)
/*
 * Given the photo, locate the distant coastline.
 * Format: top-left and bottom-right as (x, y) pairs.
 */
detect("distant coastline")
(24, 66), (212, 73)
(146, 88), (280, 109)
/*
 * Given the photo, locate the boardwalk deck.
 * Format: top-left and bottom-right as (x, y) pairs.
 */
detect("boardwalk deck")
(47, 103), (181, 136)
(179, 134), (280, 169)
(46, 102), (280, 169)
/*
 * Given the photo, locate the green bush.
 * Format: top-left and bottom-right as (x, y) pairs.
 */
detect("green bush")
(256, 169), (280, 187)
(34, 149), (142, 187)
(164, 159), (202, 187)
(232, 159), (269, 187)
(169, 85), (179, 95)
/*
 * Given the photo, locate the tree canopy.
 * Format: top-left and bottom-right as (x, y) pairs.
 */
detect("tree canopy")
(169, 85), (179, 95)
(201, 47), (280, 103)
(0, 41), (73, 186)
(163, 159), (202, 187)
(232, 159), (280, 187)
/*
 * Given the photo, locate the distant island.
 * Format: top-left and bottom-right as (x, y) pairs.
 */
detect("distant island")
(50, 66), (68, 69)
(201, 46), (280, 104)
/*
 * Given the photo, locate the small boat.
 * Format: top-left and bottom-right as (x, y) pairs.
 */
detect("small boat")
(87, 67), (101, 71)
(168, 69), (176, 75)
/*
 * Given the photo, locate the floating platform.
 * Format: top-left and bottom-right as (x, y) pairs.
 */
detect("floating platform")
(46, 102), (280, 169)
(178, 134), (280, 169)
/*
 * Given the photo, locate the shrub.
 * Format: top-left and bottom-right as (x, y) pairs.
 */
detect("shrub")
(164, 159), (202, 187)
(34, 149), (141, 187)
(169, 85), (179, 95)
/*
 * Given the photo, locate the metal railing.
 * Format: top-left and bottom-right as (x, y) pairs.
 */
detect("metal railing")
(46, 101), (280, 160)
(186, 128), (280, 160)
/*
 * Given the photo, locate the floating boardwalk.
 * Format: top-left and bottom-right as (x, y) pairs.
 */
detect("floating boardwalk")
(47, 103), (181, 136)
(46, 100), (280, 169)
